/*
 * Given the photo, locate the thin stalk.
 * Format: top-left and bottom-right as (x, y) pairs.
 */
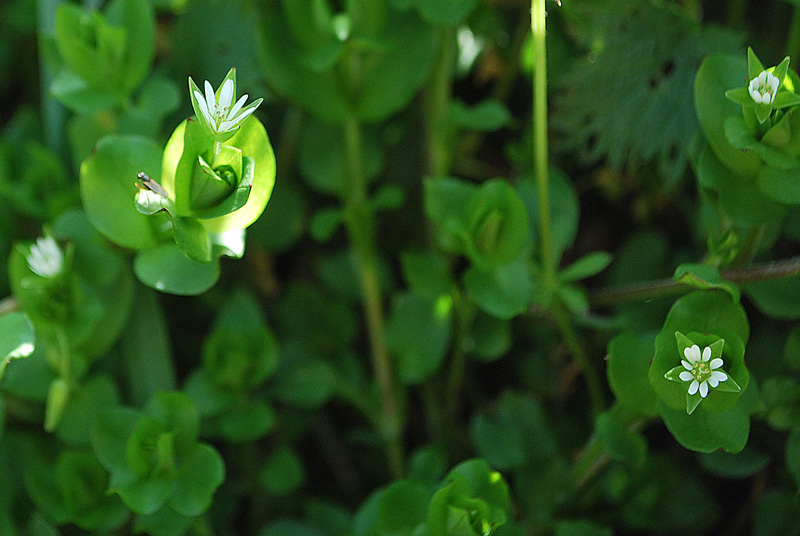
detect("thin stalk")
(425, 25), (458, 177)
(532, 0), (555, 289)
(342, 113), (404, 479)
(445, 291), (476, 416)
(37, 0), (67, 161)
(589, 256), (800, 308)
(553, 306), (604, 417)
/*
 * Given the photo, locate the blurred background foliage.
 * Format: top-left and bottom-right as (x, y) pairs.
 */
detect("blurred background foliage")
(2, 0), (800, 535)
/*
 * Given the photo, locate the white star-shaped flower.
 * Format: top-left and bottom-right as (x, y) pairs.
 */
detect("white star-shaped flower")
(749, 70), (780, 105)
(26, 235), (63, 278)
(189, 68), (262, 141)
(678, 344), (728, 398)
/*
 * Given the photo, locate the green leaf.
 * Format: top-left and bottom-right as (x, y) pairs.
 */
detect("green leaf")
(745, 276), (800, 319)
(134, 505), (192, 536)
(470, 312), (511, 363)
(673, 263), (740, 301)
(559, 252), (612, 282)
(694, 141), (787, 226)
(56, 375), (119, 447)
(80, 134), (165, 250)
(758, 165), (800, 205)
(0, 312), (34, 380)
(466, 179), (529, 268)
(649, 292), (750, 415)
(91, 408), (140, 473)
(390, 0), (479, 24)
(463, 259), (533, 319)
(116, 474), (172, 515)
(699, 446), (770, 479)
(168, 444), (224, 517)
(161, 117), (275, 234)
(787, 428), (800, 490)
(518, 167), (578, 261)
(260, 447), (305, 496)
(659, 397), (750, 454)
(214, 402), (276, 442)
(400, 251), (452, 299)
(298, 118), (382, 196)
(596, 405), (647, 468)
(309, 208), (342, 242)
(377, 480), (429, 535)
(606, 333), (658, 416)
(424, 177), (476, 254)
(144, 392), (200, 450)
(386, 292), (452, 385)
(449, 99), (512, 132)
(268, 350), (335, 407)
(134, 243), (220, 296)
(120, 283), (177, 406)
(695, 54), (762, 178)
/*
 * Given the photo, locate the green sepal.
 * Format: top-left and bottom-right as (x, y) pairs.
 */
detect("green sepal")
(773, 56), (791, 88)
(673, 264), (740, 302)
(724, 87), (755, 107)
(771, 90), (800, 109)
(755, 103), (772, 124)
(747, 47), (765, 79)
(191, 154), (236, 211)
(193, 156), (255, 220)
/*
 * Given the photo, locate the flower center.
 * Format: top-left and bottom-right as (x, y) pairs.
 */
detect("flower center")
(690, 361), (712, 381)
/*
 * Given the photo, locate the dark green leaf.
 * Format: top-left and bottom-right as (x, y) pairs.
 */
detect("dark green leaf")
(386, 292), (452, 385)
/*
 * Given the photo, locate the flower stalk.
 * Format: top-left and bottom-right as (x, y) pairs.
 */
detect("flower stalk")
(342, 113), (404, 479)
(532, 0), (555, 289)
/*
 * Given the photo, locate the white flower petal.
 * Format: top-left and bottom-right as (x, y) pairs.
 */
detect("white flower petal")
(194, 91), (214, 125)
(681, 360), (693, 371)
(218, 118), (243, 132)
(709, 358), (724, 370)
(204, 80), (216, 111)
(699, 381), (709, 398)
(684, 345), (701, 363)
(708, 376), (720, 388)
(219, 79), (234, 112)
(228, 94), (248, 118)
(701, 347), (712, 362)
(679, 371), (694, 382)
(711, 370), (728, 382)
(688, 380), (699, 395)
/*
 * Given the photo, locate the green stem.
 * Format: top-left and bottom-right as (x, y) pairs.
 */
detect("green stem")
(531, 0), (555, 289)
(589, 255), (800, 308)
(37, 0), (67, 161)
(425, 25), (458, 177)
(553, 306), (604, 417)
(445, 290), (475, 416)
(342, 113), (404, 479)
(572, 416), (651, 489)
(731, 226), (764, 268)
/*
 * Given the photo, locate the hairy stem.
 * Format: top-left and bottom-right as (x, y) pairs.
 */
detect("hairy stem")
(589, 256), (800, 308)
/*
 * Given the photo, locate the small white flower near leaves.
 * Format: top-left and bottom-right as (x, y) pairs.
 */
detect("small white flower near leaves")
(189, 68), (263, 142)
(26, 235), (63, 278)
(749, 70), (780, 105)
(678, 344), (728, 398)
